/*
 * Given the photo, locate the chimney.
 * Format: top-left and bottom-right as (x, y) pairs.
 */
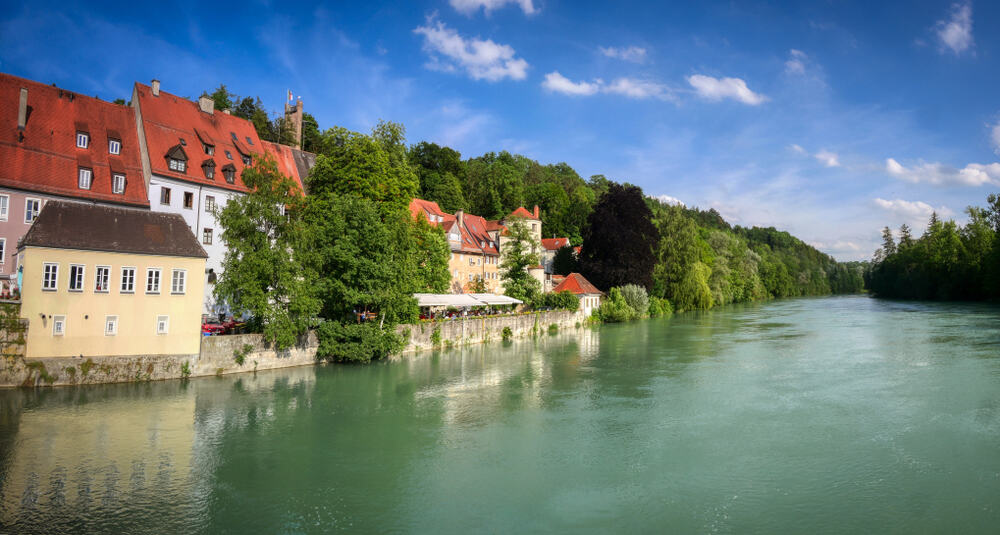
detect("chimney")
(223, 109), (232, 115)
(198, 95), (215, 114)
(17, 88), (28, 130)
(151, 79), (160, 96)
(456, 210), (465, 229)
(533, 205), (540, 219)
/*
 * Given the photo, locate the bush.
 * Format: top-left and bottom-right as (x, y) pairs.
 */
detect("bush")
(648, 296), (673, 318)
(315, 321), (403, 363)
(535, 290), (579, 311)
(548, 323), (558, 335)
(502, 326), (513, 341)
(595, 287), (637, 323)
(618, 284), (649, 317)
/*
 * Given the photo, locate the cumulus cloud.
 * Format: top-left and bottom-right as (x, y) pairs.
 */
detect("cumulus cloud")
(541, 71), (601, 96)
(599, 46), (647, 63)
(653, 194), (685, 206)
(874, 198), (954, 221)
(814, 150), (840, 167)
(687, 74), (766, 105)
(414, 17), (529, 82)
(935, 2), (974, 55)
(541, 72), (676, 101)
(450, 0), (536, 16)
(785, 49), (807, 74)
(885, 157), (1000, 186)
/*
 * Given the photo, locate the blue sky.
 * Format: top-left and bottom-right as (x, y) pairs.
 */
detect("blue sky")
(3, 0), (999, 260)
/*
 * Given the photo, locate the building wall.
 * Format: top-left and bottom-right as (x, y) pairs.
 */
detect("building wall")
(148, 174), (241, 315)
(398, 309), (584, 352)
(578, 293), (601, 317)
(448, 251), (501, 293)
(19, 246), (205, 359)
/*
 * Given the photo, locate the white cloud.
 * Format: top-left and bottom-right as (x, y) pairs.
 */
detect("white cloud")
(885, 157), (1000, 186)
(414, 17), (529, 82)
(686, 74), (766, 105)
(542, 71), (601, 96)
(789, 144), (806, 154)
(450, 0), (536, 16)
(785, 49), (807, 74)
(874, 198), (954, 221)
(653, 194), (685, 206)
(599, 46), (647, 63)
(935, 2), (974, 55)
(814, 150), (840, 167)
(540, 72), (675, 101)
(991, 120), (1000, 155)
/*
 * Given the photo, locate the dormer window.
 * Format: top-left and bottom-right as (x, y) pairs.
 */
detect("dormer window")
(221, 164), (236, 184)
(179, 138), (187, 146)
(230, 132), (238, 142)
(78, 167), (92, 189)
(202, 160), (216, 180)
(166, 144), (188, 173)
(112, 173), (125, 194)
(108, 139), (121, 155)
(204, 143), (214, 155)
(76, 132), (89, 148)
(169, 158), (186, 172)
(225, 150), (233, 160)
(241, 154), (251, 166)
(245, 136), (253, 145)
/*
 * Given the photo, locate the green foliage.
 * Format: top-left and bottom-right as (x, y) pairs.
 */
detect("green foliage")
(501, 218), (542, 303)
(431, 326), (442, 347)
(536, 290), (580, 311)
(215, 155), (320, 349)
(409, 142), (467, 212)
(80, 358), (95, 377)
(0, 303), (26, 360)
(580, 183), (659, 291)
(180, 361), (191, 379)
(595, 287), (638, 323)
(315, 321), (403, 363)
(551, 245), (579, 276)
(618, 284), (649, 317)
(548, 323), (559, 335)
(647, 296), (673, 318)
(233, 343), (253, 366)
(867, 193), (999, 300)
(501, 326), (513, 341)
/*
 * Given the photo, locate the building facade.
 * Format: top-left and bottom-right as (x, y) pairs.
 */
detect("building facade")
(552, 273), (603, 317)
(0, 73), (148, 292)
(18, 202), (207, 359)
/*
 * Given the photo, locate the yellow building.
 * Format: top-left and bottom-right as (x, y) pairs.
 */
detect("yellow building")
(17, 201), (207, 359)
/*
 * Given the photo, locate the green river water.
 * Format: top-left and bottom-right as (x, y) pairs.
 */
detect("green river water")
(1, 295), (999, 533)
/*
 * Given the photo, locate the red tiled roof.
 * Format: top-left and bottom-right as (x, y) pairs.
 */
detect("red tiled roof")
(573, 246), (581, 255)
(409, 198), (448, 222)
(508, 205), (539, 219)
(553, 272), (603, 295)
(135, 82), (262, 193)
(541, 237), (570, 251)
(260, 140), (306, 193)
(0, 73), (148, 206)
(461, 212), (500, 256)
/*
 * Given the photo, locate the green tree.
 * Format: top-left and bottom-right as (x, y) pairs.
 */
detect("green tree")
(579, 183), (659, 291)
(208, 84), (235, 112)
(215, 156), (320, 349)
(552, 245), (579, 275)
(500, 218), (541, 303)
(618, 284), (650, 317)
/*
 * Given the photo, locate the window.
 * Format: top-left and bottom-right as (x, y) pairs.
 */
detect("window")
(205, 196), (216, 212)
(246, 136), (254, 145)
(531, 223), (537, 232)
(25, 198), (40, 223)
(0, 239), (4, 264)
(78, 168), (93, 189)
(168, 158), (186, 172)
(76, 132), (89, 148)
(224, 150), (233, 160)
(160, 187), (171, 205)
(179, 138), (187, 146)
(241, 155), (251, 166)
(469, 257), (475, 266)
(108, 139), (121, 155)
(0, 194), (8, 221)
(112, 173), (125, 194)
(223, 167), (235, 183)
(171, 269), (186, 294)
(203, 228), (213, 245)
(468, 273), (473, 281)
(230, 132), (238, 142)
(42, 263), (58, 290)
(146, 268), (161, 294)
(53, 315), (66, 336)
(69, 264), (85, 292)
(156, 315), (169, 335)
(121, 267), (136, 293)
(105, 315), (118, 336)
(203, 163), (215, 179)
(183, 191), (194, 209)
(204, 143), (214, 155)
(94, 265), (110, 292)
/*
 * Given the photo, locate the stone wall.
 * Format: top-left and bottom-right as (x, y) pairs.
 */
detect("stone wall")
(397, 310), (584, 353)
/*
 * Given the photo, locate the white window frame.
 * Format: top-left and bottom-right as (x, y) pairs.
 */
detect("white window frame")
(146, 268), (161, 294)
(156, 315), (169, 335)
(183, 191), (194, 209)
(203, 228), (213, 245)
(0, 194), (8, 221)
(121, 266), (136, 293)
(76, 132), (89, 148)
(105, 315), (118, 336)
(25, 198), (40, 224)
(68, 264), (85, 292)
(0, 238), (5, 265)
(169, 158), (186, 172)
(42, 263), (58, 291)
(52, 315), (66, 336)
(108, 139), (121, 155)
(78, 168), (93, 190)
(112, 173), (125, 194)
(205, 195), (216, 212)
(171, 269), (186, 294)
(94, 265), (111, 293)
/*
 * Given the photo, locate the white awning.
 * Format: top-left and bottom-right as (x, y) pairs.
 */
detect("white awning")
(413, 293), (483, 307)
(469, 293), (523, 305)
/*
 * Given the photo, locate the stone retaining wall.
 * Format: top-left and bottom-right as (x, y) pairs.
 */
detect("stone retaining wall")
(397, 310), (584, 353)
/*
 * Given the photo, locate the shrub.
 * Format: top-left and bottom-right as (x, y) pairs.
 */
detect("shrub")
(595, 287), (637, 323)
(648, 296), (674, 318)
(430, 326), (442, 348)
(619, 284), (649, 317)
(233, 343), (253, 366)
(502, 326), (513, 341)
(316, 321), (403, 363)
(180, 361), (191, 378)
(548, 323), (558, 335)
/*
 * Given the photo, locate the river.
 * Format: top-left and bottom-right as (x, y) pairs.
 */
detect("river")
(1, 295), (999, 533)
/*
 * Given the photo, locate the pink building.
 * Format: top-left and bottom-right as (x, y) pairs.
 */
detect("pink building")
(0, 73), (148, 293)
